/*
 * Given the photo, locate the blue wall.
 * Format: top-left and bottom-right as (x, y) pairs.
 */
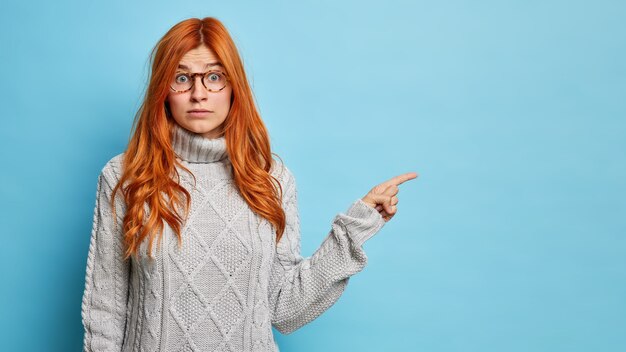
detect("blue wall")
(1, 0), (624, 351)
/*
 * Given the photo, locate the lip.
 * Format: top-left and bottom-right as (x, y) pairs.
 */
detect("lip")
(188, 110), (213, 117)
(188, 109), (213, 113)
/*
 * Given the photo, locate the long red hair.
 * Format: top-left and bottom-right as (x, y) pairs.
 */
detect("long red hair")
(109, 17), (286, 260)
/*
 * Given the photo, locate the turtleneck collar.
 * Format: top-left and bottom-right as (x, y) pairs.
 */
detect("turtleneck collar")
(171, 123), (229, 163)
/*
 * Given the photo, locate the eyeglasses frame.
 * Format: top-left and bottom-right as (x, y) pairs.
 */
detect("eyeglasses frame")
(169, 70), (230, 93)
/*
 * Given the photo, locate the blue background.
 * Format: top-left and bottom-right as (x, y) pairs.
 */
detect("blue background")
(1, 1), (625, 351)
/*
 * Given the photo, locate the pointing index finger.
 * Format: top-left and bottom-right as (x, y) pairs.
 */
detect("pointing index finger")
(384, 172), (419, 187)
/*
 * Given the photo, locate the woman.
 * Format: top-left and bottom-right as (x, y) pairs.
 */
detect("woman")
(81, 17), (417, 352)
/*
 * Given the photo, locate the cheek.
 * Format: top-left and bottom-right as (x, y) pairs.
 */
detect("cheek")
(166, 95), (187, 122)
(167, 94), (186, 117)
(167, 95), (184, 110)
(217, 91), (232, 111)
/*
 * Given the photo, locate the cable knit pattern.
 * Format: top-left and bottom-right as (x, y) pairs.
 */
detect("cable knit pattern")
(81, 123), (386, 351)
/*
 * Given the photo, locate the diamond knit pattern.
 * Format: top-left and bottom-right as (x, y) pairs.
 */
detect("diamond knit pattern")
(166, 177), (252, 351)
(81, 123), (387, 352)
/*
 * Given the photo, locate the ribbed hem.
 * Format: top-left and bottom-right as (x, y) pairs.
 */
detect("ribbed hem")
(339, 198), (386, 247)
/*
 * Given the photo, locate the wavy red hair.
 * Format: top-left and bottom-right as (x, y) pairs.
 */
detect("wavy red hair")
(109, 17), (287, 260)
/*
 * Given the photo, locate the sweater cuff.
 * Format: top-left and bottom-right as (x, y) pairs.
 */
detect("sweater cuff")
(339, 198), (386, 247)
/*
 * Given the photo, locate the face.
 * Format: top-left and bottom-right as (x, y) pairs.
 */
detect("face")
(165, 44), (232, 139)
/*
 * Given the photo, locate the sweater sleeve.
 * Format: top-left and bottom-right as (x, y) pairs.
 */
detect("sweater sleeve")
(269, 166), (386, 335)
(81, 161), (131, 351)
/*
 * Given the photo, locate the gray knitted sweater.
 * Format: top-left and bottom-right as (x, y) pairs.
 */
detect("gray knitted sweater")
(81, 123), (386, 352)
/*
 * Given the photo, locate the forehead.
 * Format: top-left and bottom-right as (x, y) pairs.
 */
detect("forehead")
(178, 45), (223, 69)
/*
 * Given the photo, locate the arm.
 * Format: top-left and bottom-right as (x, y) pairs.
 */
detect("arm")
(81, 161), (131, 351)
(269, 166), (386, 334)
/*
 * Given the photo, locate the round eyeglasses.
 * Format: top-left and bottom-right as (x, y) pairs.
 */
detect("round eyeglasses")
(169, 70), (230, 93)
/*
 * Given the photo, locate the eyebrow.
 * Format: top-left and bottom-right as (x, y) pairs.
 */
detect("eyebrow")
(177, 62), (223, 70)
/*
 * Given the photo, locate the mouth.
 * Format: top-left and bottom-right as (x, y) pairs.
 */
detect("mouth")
(188, 109), (214, 117)
(188, 109), (213, 113)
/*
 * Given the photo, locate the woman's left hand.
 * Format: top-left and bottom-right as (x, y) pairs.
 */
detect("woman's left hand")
(361, 172), (419, 222)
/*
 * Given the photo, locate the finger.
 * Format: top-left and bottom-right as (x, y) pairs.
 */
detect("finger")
(369, 193), (394, 214)
(387, 196), (398, 214)
(382, 212), (395, 222)
(381, 184), (399, 197)
(381, 172), (419, 188)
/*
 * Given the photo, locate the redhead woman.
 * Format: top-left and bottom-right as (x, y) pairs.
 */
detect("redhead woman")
(80, 17), (417, 352)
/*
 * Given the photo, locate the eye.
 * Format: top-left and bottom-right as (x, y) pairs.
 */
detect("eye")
(206, 72), (222, 82)
(175, 73), (190, 83)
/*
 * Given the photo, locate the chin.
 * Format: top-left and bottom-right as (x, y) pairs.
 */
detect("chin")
(185, 120), (225, 137)
(181, 121), (210, 133)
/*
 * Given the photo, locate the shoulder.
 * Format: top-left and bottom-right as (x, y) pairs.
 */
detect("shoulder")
(270, 158), (298, 205)
(269, 158), (296, 188)
(99, 152), (125, 184)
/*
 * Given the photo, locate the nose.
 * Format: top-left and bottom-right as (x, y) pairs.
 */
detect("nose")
(190, 75), (208, 101)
